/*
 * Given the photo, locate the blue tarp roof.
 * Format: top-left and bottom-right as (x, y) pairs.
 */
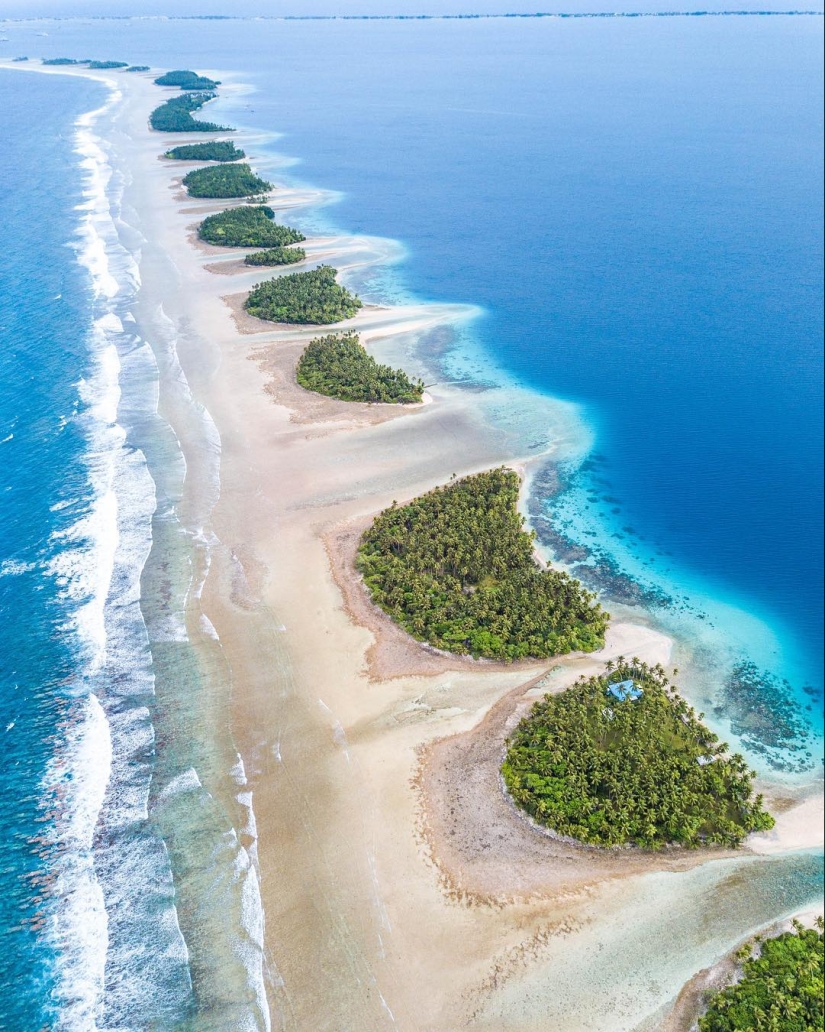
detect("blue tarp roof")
(607, 680), (644, 702)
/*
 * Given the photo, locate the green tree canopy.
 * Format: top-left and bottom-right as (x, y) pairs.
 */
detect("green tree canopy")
(244, 246), (307, 267)
(182, 163), (272, 199)
(149, 93), (232, 133)
(165, 141), (245, 162)
(699, 921), (824, 1031)
(244, 266), (362, 325)
(296, 332), (424, 403)
(357, 468), (608, 659)
(502, 661), (775, 848)
(154, 69), (221, 90)
(197, 206), (305, 248)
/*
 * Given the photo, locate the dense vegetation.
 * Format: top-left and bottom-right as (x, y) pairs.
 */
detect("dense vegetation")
(165, 141), (245, 162)
(297, 332), (424, 403)
(197, 206), (305, 248)
(125, 65), (150, 72)
(154, 69), (220, 90)
(700, 920), (824, 1031)
(502, 661), (775, 848)
(182, 163), (272, 199)
(149, 93), (232, 133)
(357, 468), (608, 658)
(244, 246), (306, 267)
(40, 57), (129, 69)
(244, 266), (362, 325)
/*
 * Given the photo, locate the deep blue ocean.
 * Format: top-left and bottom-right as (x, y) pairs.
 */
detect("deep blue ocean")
(228, 15), (824, 698)
(0, 10), (822, 1029)
(0, 71), (110, 1027)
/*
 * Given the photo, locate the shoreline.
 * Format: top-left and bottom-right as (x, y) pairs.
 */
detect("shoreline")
(3, 58), (823, 1031)
(658, 906), (825, 1031)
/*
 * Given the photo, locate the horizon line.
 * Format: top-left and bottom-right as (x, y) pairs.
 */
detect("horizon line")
(3, 10), (824, 23)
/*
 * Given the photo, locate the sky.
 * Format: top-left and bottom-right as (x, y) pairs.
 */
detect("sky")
(2, 0), (820, 19)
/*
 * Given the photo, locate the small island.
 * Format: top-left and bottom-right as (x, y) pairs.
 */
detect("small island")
(699, 920), (823, 1031)
(357, 468), (608, 659)
(198, 206), (305, 248)
(42, 58), (86, 65)
(126, 65), (151, 72)
(165, 141), (245, 162)
(154, 69), (221, 90)
(296, 332), (424, 403)
(149, 93), (232, 133)
(244, 266), (362, 325)
(88, 60), (129, 69)
(502, 660), (775, 848)
(182, 163), (272, 199)
(244, 246), (306, 267)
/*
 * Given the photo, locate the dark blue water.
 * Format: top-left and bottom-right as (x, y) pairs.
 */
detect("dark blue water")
(226, 16), (823, 690)
(0, 70), (107, 1029)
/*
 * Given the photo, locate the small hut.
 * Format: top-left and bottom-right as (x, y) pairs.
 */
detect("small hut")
(607, 679), (644, 703)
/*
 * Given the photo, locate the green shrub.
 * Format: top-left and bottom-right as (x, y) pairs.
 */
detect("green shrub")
(165, 141), (245, 162)
(244, 266), (362, 325)
(699, 922), (824, 1031)
(149, 93), (231, 133)
(197, 206), (305, 248)
(357, 468), (608, 659)
(502, 661), (775, 848)
(297, 332), (423, 403)
(244, 247), (306, 267)
(182, 163), (272, 199)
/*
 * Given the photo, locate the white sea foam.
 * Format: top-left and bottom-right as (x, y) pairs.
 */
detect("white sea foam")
(157, 766), (204, 804)
(37, 84), (126, 1030)
(29, 65), (274, 1032)
(228, 755), (272, 1032)
(36, 76), (195, 1029)
(0, 558), (35, 576)
(199, 612), (220, 640)
(40, 693), (113, 1030)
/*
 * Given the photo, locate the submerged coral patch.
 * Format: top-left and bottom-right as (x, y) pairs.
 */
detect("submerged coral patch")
(718, 662), (817, 773)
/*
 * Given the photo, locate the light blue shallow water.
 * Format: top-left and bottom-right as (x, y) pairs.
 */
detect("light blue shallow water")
(0, 11), (822, 1028)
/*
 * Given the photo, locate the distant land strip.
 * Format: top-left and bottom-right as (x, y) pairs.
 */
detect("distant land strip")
(232, 8), (825, 16)
(4, 10), (824, 21)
